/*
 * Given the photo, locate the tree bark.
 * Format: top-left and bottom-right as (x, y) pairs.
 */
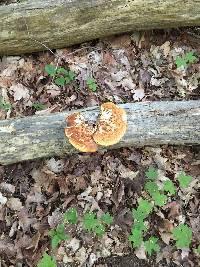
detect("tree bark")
(0, 101), (200, 165)
(0, 0), (200, 55)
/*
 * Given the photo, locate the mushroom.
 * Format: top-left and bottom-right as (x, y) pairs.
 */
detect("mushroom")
(93, 102), (127, 146)
(64, 112), (98, 152)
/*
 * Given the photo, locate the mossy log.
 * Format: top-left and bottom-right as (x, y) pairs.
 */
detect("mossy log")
(0, 100), (200, 165)
(1, 0), (200, 55)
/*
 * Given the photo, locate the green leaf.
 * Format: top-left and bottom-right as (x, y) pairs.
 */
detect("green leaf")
(128, 228), (143, 248)
(51, 235), (61, 249)
(175, 56), (187, 68)
(86, 78), (96, 85)
(172, 224), (192, 249)
(0, 97), (12, 111)
(177, 172), (192, 189)
(163, 180), (177, 195)
(152, 192), (167, 207)
(145, 167), (158, 180)
(56, 67), (68, 75)
(64, 208), (78, 224)
(196, 244), (200, 254)
(94, 223), (105, 237)
(185, 52), (198, 64)
(134, 221), (147, 232)
(83, 212), (97, 231)
(32, 103), (47, 111)
(145, 181), (159, 196)
(37, 252), (56, 267)
(45, 64), (57, 76)
(101, 212), (113, 225)
(54, 77), (66, 86)
(144, 237), (160, 256)
(68, 70), (76, 81)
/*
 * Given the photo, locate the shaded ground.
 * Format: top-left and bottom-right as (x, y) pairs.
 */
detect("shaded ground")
(0, 12), (200, 267)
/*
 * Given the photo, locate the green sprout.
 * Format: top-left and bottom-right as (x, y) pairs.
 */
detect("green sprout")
(49, 224), (70, 249)
(37, 252), (56, 267)
(86, 77), (98, 92)
(172, 224), (192, 249)
(144, 237), (160, 256)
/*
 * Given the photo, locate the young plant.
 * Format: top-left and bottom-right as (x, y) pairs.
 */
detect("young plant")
(37, 252), (56, 267)
(175, 52), (198, 68)
(32, 102), (47, 111)
(45, 64), (75, 86)
(86, 77), (98, 92)
(172, 224), (192, 249)
(0, 97), (11, 111)
(177, 172), (192, 189)
(145, 167), (158, 181)
(129, 199), (153, 248)
(163, 179), (176, 195)
(144, 237), (160, 256)
(196, 244), (200, 254)
(49, 223), (70, 249)
(83, 211), (113, 237)
(64, 208), (78, 224)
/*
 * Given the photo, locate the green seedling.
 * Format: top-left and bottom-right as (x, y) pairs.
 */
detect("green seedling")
(144, 237), (160, 256)
(86, 77), (98, 92)
(129, 227), (143, 248)
(37, 252), (56, 267)
(177, 172), (192, 189)
(64, 208), (78, 224)
(163, 179), (176, 195)
(32, 103), (47, 111)
(196, 245), (200, 254)
(45, 64), (76, 86)
(49, 224), (70, 249)
(83, 211), (113, 237)
(145, 181), (159, 196)
(152, 192), (167, 207)
(145, 167), (158, 181)
(175, 52), (198, 68)
(172, 224), (192, 249)
(0, 97), (11, 111)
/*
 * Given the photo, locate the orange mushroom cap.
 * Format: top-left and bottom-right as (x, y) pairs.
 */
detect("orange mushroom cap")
(93, 102), (127, 146)
(64, 112), (98, 152)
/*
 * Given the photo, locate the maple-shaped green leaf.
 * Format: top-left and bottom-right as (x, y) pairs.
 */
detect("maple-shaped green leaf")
(129, 228), (143, 248)
(49, 224), (70, 249)
(145, 167), (158, 180)
(37, 252), (56, 267)
(86, 77), (98, 92)
(54, 77), (66, 86)
(185, 52), (198, 64)
(152, 192), (167, 207)
(172, 224), (192, 249)
(175, 56), (187, 68)
(144, 237), (160, 256)
(94, 223), (105, 237)
(101, 212), (113, 225)
(145, 181), (159, 196)
(134, 220), (147, 232)
(163, 180), (177, 195)
(64, 208), (78, 224)
(177, 172), (192, 189)
(83, 212), (97, 231)
(45, 64), (57, 76)
(132, 199), (153, 224)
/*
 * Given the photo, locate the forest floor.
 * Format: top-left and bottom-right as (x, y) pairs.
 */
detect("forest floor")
(0, 4), (200, 266)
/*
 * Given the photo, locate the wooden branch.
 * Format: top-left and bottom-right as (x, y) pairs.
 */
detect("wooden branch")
(0, 101), (200, 165)
(0, 0), (200, 55)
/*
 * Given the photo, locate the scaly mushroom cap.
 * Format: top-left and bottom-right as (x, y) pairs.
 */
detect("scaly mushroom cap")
(93, 102), (127, 146)
(64, 112), (98, 152)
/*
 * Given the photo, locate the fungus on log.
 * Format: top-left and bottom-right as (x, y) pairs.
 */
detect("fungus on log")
(0, 0), (200, 55)
(0, 101), (200, 165)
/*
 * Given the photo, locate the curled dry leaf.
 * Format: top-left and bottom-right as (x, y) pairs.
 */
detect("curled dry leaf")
(93, 102), (127, 146)
(65, 112), (98, 152)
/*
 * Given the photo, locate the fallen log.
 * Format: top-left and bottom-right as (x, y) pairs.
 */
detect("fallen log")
(1, 0), (200, 55)
(0, 101), (200, 165)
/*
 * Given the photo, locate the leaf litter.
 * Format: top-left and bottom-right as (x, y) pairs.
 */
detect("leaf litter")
(0, 26), (200, 267)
